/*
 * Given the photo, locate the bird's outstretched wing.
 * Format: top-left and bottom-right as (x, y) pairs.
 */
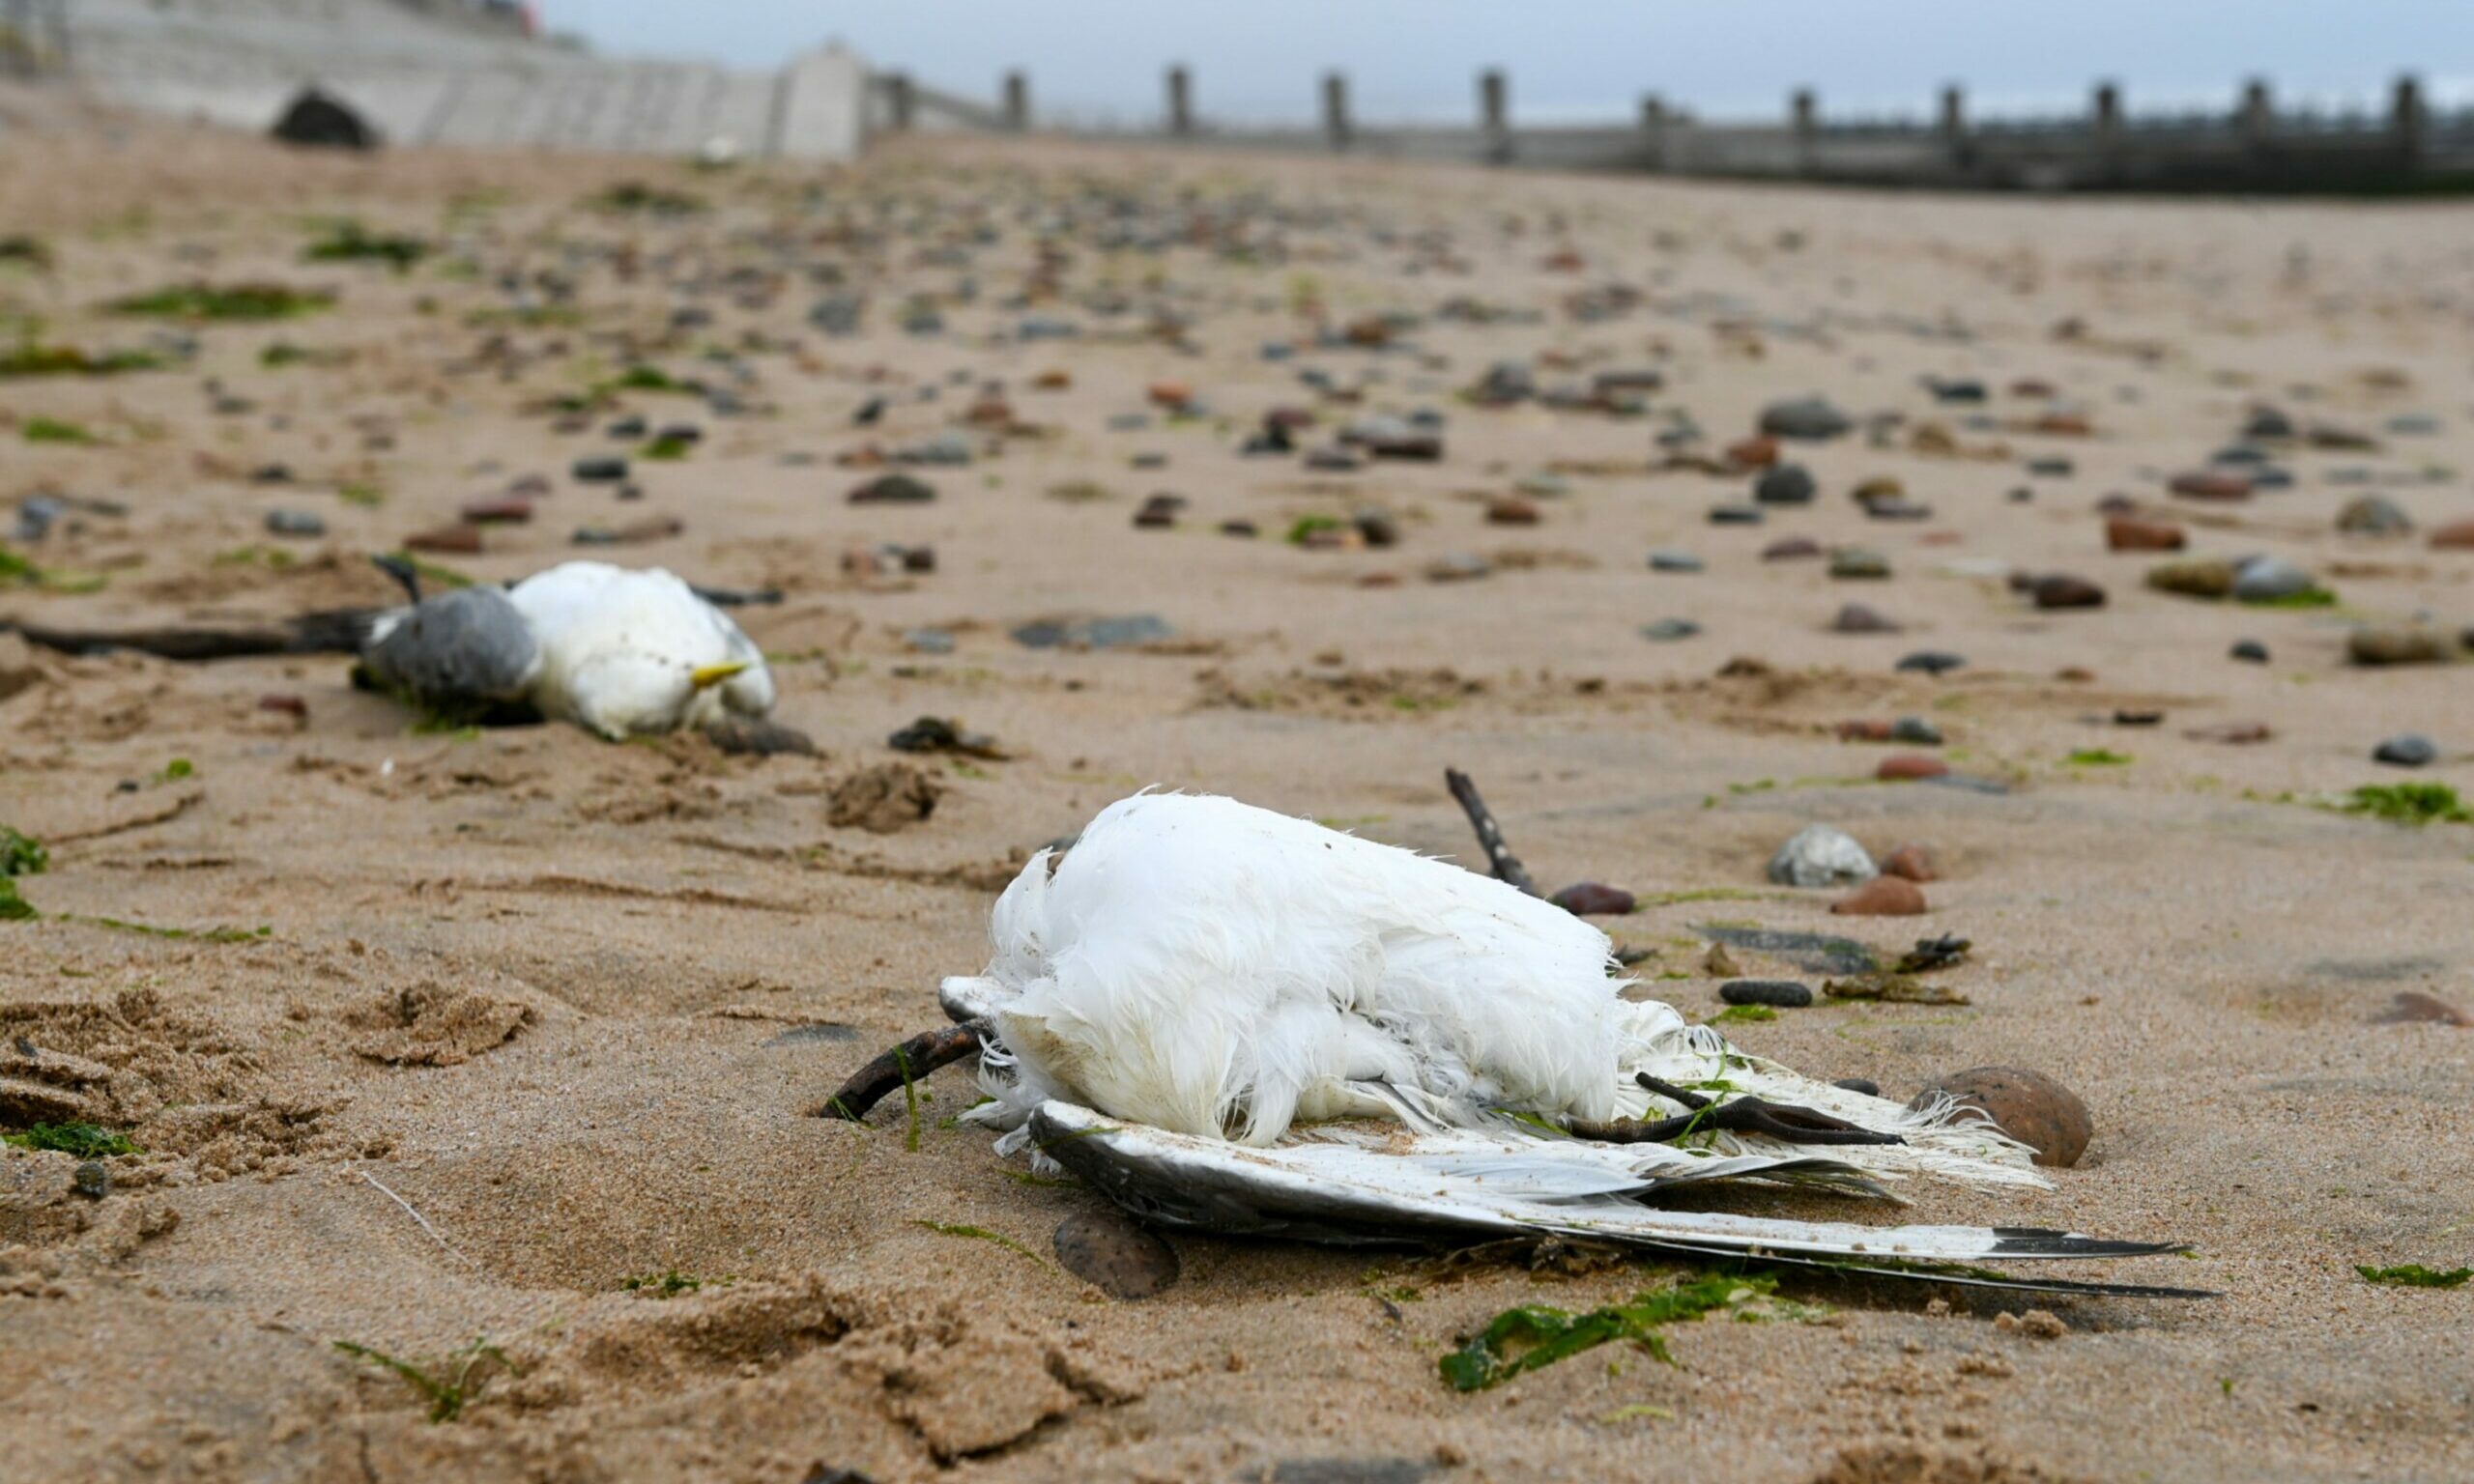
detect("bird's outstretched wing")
(1028, 1102), (2210, 1298)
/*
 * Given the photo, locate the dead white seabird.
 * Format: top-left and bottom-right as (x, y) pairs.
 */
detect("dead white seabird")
(360, 559), (774, 738)
(830, 789), (2205, 1298)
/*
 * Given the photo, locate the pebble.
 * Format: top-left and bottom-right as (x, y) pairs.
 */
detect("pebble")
(72, 1161), (109, 1200)
(1913, 1066), (2091, 1168)
(1894, 650), (1966, 675)
(2373, 733), (2437, 767)
(1830, 603), (1901, 634)
(2229, 639), (2269, 664)
(1424, 553), (1492, 582)
(2030, 574), (2106, 610)
(2230, 556), (2314, 603)
(2146, 557), (2235, 599)
(1011, 614), (1173, 650)
(2348, 623), (2450, 667)
(1647, 550), (1704, 573)
(1754, 464), (1817, 505)
(2337, 495), (2413, 536)
(1549, 882), (1636, 916)
(1828, 549), (1890, 581)
(2104, 516), (2185, 552)
(1880, 842), (1940, 882)
(460, 496), (533, 525)
(1760, 396), (1854, 441)
(1640, 618), (1702, 642)
(1485, 497), (1540, 526)
(1832, 876), (1927, 916)
(403, 524), (481, 555)
(1889, 716), (1942, 745)
(1052, 1210), (1180, 1299)
(1707, 502), (1765, 526)
(2429, 519), (2474, 551)
(1763, 536), (1822, 560)
(1721, 980), (1814, 1009)
(1877, 754), (1948, 782)
(849, 472), (935, 504)
(571, 456), (629, 483)
(2169, 470), (2252, 501)
(1767, 825), (1877, 889)
(264, 508), (325, 538)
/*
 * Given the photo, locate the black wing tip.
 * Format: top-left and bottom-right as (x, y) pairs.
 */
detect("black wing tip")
(1989, 1227), (2192, 1260)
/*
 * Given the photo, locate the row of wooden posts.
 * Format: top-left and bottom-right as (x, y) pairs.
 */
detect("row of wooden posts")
(880, 66), (2439, 158)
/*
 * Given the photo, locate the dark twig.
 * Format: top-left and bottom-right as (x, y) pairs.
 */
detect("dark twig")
(817, 1021), (986, 1122)
(1444, 767), (1538, 897)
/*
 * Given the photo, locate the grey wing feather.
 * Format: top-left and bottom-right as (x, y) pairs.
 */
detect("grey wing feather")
(361, 586), (541, 708)
(1027, 1102), (2206, 1298)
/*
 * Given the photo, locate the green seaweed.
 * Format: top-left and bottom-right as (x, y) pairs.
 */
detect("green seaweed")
(22, 415), (94, 444)
(332, 1338), (512, 1423)
(379, 551), (475, 589)
(2357, 1264), (2472, 1288)
(639, 435), (694, 461)
(1709, 1004), (1777, 1024)
(2, 1122), (138, 1157)
(302, 221), (430, 271)
(1439, 1272), (1776, 1391)
(588, 182), (705, 215)
(621, 1270), (724, 1298)
(2338, 784), (2469, 827)
(2063, 749), (2132, 767)
(108, 283), (334, 322)
(0, 826), (44, 877)
(0, 878), (31, 921)
(2239, 586), (2338, 610)
(0, 342), (162, 379)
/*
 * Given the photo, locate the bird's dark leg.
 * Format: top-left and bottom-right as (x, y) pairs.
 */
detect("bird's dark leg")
(816, 1021), (986, 1122)
(1444, 767), (1539, 897)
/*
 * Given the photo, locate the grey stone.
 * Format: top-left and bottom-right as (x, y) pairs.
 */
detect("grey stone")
(2373, 733), (2437, 767)
(1010, 614), (1173, 650)
(1721, 980), (1814, 1008)
(1754, 464), (1816, 505)
(2231, 556), (2314, 603)
(264, 508), (325, 538)
(1647, 549), (1705, 573)
(1759, 396), (1853, 441)
(1640, 618), (1702, 642)
(1767, 825), (1877, 890)
(2335, 495), (2412, 535)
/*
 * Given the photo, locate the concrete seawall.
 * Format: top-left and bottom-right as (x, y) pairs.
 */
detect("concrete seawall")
(49, 0), (867, 159)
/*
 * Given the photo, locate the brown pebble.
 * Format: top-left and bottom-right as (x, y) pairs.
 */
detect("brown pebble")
(1726, 435), (1779, 469)
(1485, 497), (1540, 526)
(1913, 1066), (2092, 1168)
(2030, 574), (2106, 610)
(1880, 843), (1940, 882)
(2169, 470), (2252, 501)
(2429, 519), (2474, 551)
(2105, 516), (2185, 552)
(1549, 882), (1635, 916)
(1876, 754), (1948, 782)
(403, 524), (482, 555)
(1052, 1210), (1180, 1299)
(1831, 876), (1927, 916)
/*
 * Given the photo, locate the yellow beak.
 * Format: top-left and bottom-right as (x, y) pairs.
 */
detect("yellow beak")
(689, 661), (750, 691)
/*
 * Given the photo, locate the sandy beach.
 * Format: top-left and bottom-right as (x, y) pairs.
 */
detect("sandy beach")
(2, 93), (2472, 1483)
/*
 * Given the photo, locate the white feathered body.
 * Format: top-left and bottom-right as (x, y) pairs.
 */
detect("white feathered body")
(506, 562), (775, 739)
(953, 791), (2040, 1190)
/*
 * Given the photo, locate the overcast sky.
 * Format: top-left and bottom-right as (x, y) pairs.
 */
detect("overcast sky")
(544, 2), (2471, 126)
